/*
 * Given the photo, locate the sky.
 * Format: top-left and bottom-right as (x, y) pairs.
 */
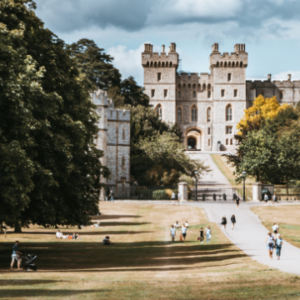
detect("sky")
(34, 0), (300, 86)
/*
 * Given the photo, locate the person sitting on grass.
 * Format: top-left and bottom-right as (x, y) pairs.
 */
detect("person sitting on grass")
(103, 236), (113, 245)
(170, 225), (176, 242)
(10, 241), (22, 271)
(56, 230), (63, 239)
(68, 234), (73, 239)
(72, 233), (79, 239)
(185, 221), (189, 228)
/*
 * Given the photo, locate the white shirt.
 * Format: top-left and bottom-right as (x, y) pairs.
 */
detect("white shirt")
(174, 222), (180, 228)
(185, 222), (189, 227)
(264, 194), (268, 200)
(171, 193), (175, 199)
(178, 193), (182, 199)
(181, 226), (187, 234)
(56, 232), (62, 238)
(170, 228), (176, 235)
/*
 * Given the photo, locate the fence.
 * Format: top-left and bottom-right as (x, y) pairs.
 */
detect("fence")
(191, 186), (252, 201)
(274, 185), (300, 201)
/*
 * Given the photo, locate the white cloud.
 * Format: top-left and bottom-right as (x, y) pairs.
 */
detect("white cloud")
(273, 71), (300, 81)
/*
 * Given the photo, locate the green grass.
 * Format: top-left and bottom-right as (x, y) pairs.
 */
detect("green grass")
(0, 203), (300, 299)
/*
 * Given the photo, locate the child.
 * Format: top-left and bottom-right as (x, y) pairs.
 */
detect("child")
(199, 227), (204, 244)
(170, 225), (176, 242)
(181, 224), (187, 242)
(276, 234), (283, 260)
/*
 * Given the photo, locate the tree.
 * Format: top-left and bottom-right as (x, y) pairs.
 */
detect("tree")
(1, 0), (107, 230)
(68, 39), (121, 92)
(134, 132), (210, 186)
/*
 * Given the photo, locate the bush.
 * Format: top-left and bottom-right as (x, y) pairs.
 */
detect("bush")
(152, 189), (167, 200)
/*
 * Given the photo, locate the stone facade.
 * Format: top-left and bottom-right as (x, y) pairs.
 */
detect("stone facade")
(92, 90), (130, 199)
(142, 43), (297, 151)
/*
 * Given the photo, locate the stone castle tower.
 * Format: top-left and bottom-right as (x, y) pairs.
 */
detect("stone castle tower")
(142, 43), (298, 151)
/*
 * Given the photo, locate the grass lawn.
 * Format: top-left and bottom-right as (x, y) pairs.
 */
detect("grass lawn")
(251, 205), (300, 249)
(1, 202), (300, 299)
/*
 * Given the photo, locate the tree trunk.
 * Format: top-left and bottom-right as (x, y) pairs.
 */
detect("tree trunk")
(14, 221), (22, 233)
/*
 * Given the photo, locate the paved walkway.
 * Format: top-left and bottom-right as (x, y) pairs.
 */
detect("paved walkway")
(187, 153), (230, 186)
(186, 201), (300, 276)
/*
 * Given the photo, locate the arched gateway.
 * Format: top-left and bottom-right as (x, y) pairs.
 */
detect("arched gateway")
(185, 127), (202, 150)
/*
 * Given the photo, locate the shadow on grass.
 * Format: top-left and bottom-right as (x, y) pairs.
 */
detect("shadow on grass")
(0, 241), (246, 272)
(6, 231), (152, 236)
(0, 279), (59, 286)
(98, 222), (151, 226)
(91, 214), (141, 220)
(0, 289), (106, 298)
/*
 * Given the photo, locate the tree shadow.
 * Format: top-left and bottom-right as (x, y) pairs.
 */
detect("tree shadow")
(6, 231), (152, 236)
(98, 222), (151, 226)
(91, 214), (141, 220)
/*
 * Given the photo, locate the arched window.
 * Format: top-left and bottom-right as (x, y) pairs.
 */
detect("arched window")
(230, 139), (233, 145)
(224, 62), (227, 67)
(146, 61), (149, 67)
(166, 62), (168, 67)
(232, 62), (235, 67)
(122, 157), (125, 169)
(193, 84), (196, 89)
(162, 62), (165, 67)
(193, 91), (196, 98)
(198, 84), (201, 89)
(150, 61), (153, 67)
(191, 105), (197, 122)
(178, 84), (181, 89)
(226, 139), (228, 145)
(216, 62), (219, 67)
(158, 61), (161, 67)
(207, 107), (211, 122)
(236, 61), (239, 67)
(170, 62), (172, 67)
(178, 91), (181, 98)
(203, 84), (206, 90)
(240, 61), (243, 67)
(177, 107), (182, 123)
(208, 84), (211, 90)
(156, 104), (162, 120)
(220, 62), (223, 67)
(183, 84), (186, 89)
(154, 62), (157, 67)
(122, 128), (125, 140)
(207, 91), (211, 98)
(228, 62), (231, 67)
(188, 84), (191, 88)
(226, 104), (232, 121)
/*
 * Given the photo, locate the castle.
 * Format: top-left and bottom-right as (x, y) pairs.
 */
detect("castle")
(92, 90), (130, 199)
(142, 43), (299, 151)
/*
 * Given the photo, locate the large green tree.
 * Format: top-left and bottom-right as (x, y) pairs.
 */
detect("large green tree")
(1, 0), (106, 230)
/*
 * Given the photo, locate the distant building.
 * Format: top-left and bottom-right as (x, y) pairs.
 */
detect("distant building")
(142, 43), (297, 151)
(92, 90), (130, 199)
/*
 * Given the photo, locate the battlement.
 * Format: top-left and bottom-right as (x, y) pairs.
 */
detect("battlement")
(176, 72), (211, 81)
(210, 43), (248, 69)
(246, 74), (300, 88)
(142, 43), (179, 67)
(91, 90), (108, 106)
(108, 108), (130, 121)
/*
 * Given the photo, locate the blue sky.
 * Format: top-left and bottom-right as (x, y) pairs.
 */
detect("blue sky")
(34, 0), (300, 86)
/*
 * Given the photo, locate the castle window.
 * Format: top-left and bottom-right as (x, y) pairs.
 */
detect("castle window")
(170, 62), (172, 67)
(220, 62), (223, 67)
(146, 61), (149, 67)
(158, 61), (161, 67)
(216, 62), (219, 67)
(226, 126), (233, 134)
(183, 84), (186, 89)
(122, 157), (125, 170)
(234, 89), (238, 97)
(157, 73), (161, 81)
(236, 61), (239, 67)
(208, 91), (211, 98)
(193, 84), (196, 89)
(224, 62), (227, 67)
(226, 104), (232, 121)
(208, 139), (211, 146)
(228, 62), (231, 67)
(177, 107), (182, 123)
(227, 73), (231, 82)
(151, 89), (155, 97)
(150, 62), (153, 67)
(240, 61), (243, 67)
(203, 84), (206, 90)
(188, 84), (191, 88)
(154, 62), (157, 67)
(226, 139), (228, 145)
(207, 107), (211, 122)
(208, 127), (211, 135)
(221, 89), (225, 97)
(280, 91), (283, 100)
(122, 128), (125, 140)
(162, 62), (165, 67)
(198, 83), (201, 89)
(166, 62), (168, 67)
(178, 84), (181, 89)
(232, 62), (235, 67)
(164, 89), (168, 97)
(193, 91), (196, 98)
(208, 84), (211, 90)
(230, 139), (233, 145)
(178, 91), (181, 98)
(156, 104), (162, 120)
(191, 105), (197, 122)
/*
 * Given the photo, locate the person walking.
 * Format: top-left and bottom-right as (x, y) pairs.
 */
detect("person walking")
(170, 225), (176, 242)
(205, 226), (211, 243)
(109, 190), (114, 202)
(181, 224), (187, 242)
(10, 241), (22, 271)
(276, 234), (283, 260)
(171, 192), (176, 205)
(178, 192), (182, 204)
(199, 227), (204, 244)
(272, 194), (277, 206)
(264, 193), (269, 205)
(221, 216), (227, 230)
(235, 197), (240, 209)
(231, 214), (236, 230)
(266, 232), (275, 260)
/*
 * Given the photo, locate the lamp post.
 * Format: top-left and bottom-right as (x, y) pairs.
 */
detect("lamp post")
(194, 171), (199, 201)
(242, 170), (246, 201)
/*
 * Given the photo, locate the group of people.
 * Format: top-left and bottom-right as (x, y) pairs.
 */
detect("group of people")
(264, 193), (278, 205)
(266, 223), (283, 260)
(221, 215), (237, 230)
(171, 192), (183, 205)
(56, 230), (79, 240)
(170, 221), (212, 243)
